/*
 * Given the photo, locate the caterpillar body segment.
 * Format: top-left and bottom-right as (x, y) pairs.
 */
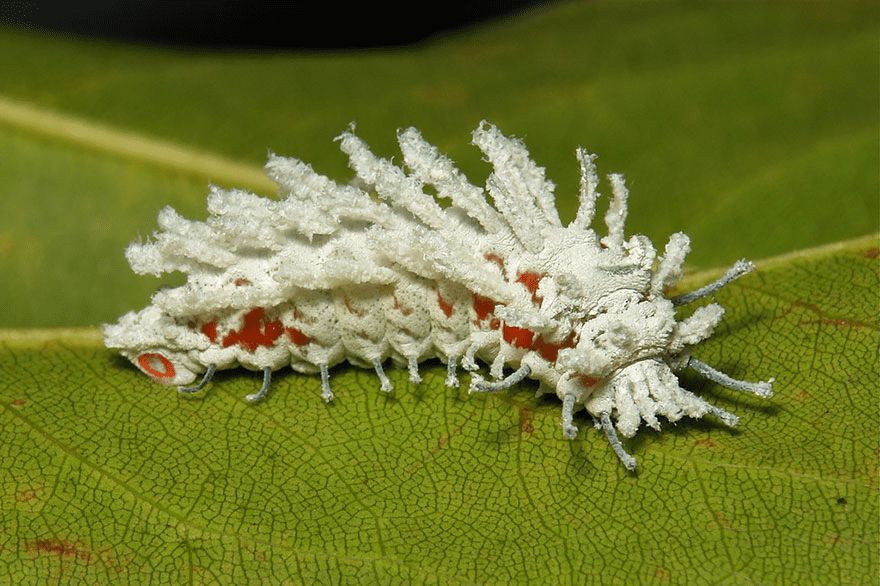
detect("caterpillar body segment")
(104, 122), (773, 470)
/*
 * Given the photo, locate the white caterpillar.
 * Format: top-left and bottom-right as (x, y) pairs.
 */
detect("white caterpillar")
(103, 121), (773, 470)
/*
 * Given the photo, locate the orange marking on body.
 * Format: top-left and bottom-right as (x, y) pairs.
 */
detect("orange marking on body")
(137, 353), (176, 380)
(515, 271), (544, 305)
(201, 321), (218, 343)
(484, 253), (505, 271)
(502, 324), (534, 349)
(533, 330), (577, 362)
(286, 327), (311, 346)
(436, 290), (454, 318)
(222, 307), (283, 352)
(234, 278), (251, 286)
(344, 296), (366, 317)
(392, 294), (413, 316)
(580, 375), (601, 388)
(472, 294), (495, 322)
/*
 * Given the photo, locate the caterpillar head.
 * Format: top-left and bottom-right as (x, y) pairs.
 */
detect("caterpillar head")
(554, 289), (678, 381)
(102, 305), (206, 386)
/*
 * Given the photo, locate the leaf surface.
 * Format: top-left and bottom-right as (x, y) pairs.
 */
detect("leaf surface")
(0, 1), (876, 326)
(0, 2), (877, 583)
(1, 236), (877, 584)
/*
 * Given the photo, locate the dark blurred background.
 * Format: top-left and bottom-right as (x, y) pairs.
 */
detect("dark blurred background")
(0, 1), (548, 49)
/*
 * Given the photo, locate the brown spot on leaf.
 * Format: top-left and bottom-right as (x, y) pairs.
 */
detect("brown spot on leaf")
(519, 407), (534, 436)
(774, 301), (821, 321)
(25, 538), (91, 562)
(15, 489), (38, 503)
(863, 247), (879, 259)
(823, 533), (851, 547)
(707, 512), (732, 529)
(776, 301), (870, 329)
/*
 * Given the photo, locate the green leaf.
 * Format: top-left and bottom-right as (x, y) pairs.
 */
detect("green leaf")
(0, 1), (876, 326)
(1, 2), (877, 583)
(1, 235), (877, 583)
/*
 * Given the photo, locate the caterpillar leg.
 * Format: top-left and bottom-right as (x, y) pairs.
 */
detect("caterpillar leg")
(687, 357), (774, 398)
(600, 412), (637, 471)
(489, 353), (506, 380)
(671, 260), (755, 306)
(178, 363), (216, 394)
(407, 356), (422, 384)
(461, 343), (480, 371)
(706, 404), (739, 428)
(372, 360), (393, 392)
(469, 364), (531, 393)
(445, 356), (460, 388)
(319, 364), (334, 402)
(245, 367), (272, 402)
(561, 392), (578, 439)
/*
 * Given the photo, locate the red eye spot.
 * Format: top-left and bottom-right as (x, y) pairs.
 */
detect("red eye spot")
(137, 353), (176, 380)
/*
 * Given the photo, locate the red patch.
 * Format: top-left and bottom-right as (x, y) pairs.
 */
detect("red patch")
(515, 271), (544, 305)
(580, 375), (601, 388)
(234, 278), (251, 286)
(472, 294), (496, 322)
(533, 331), (577, 362)
(344, 297), (366, 317)
(503, 324), (535, 348)
(436, 290), (454, 318)
(137, 353), (175, 379)
(864, 247), (880, 259)
(392, 294), (413, 316)
(286, 326), (311, 346)
(201, 321), (218, 343)
(222, 307), (283, 352)
(484, 253), (505, 271)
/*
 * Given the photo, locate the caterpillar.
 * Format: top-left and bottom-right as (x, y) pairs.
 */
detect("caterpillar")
(103, 121), (774, 470)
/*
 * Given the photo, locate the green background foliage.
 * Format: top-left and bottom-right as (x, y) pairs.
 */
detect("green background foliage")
(0, 0), (875, 327)
(0, 2), (877, 583)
